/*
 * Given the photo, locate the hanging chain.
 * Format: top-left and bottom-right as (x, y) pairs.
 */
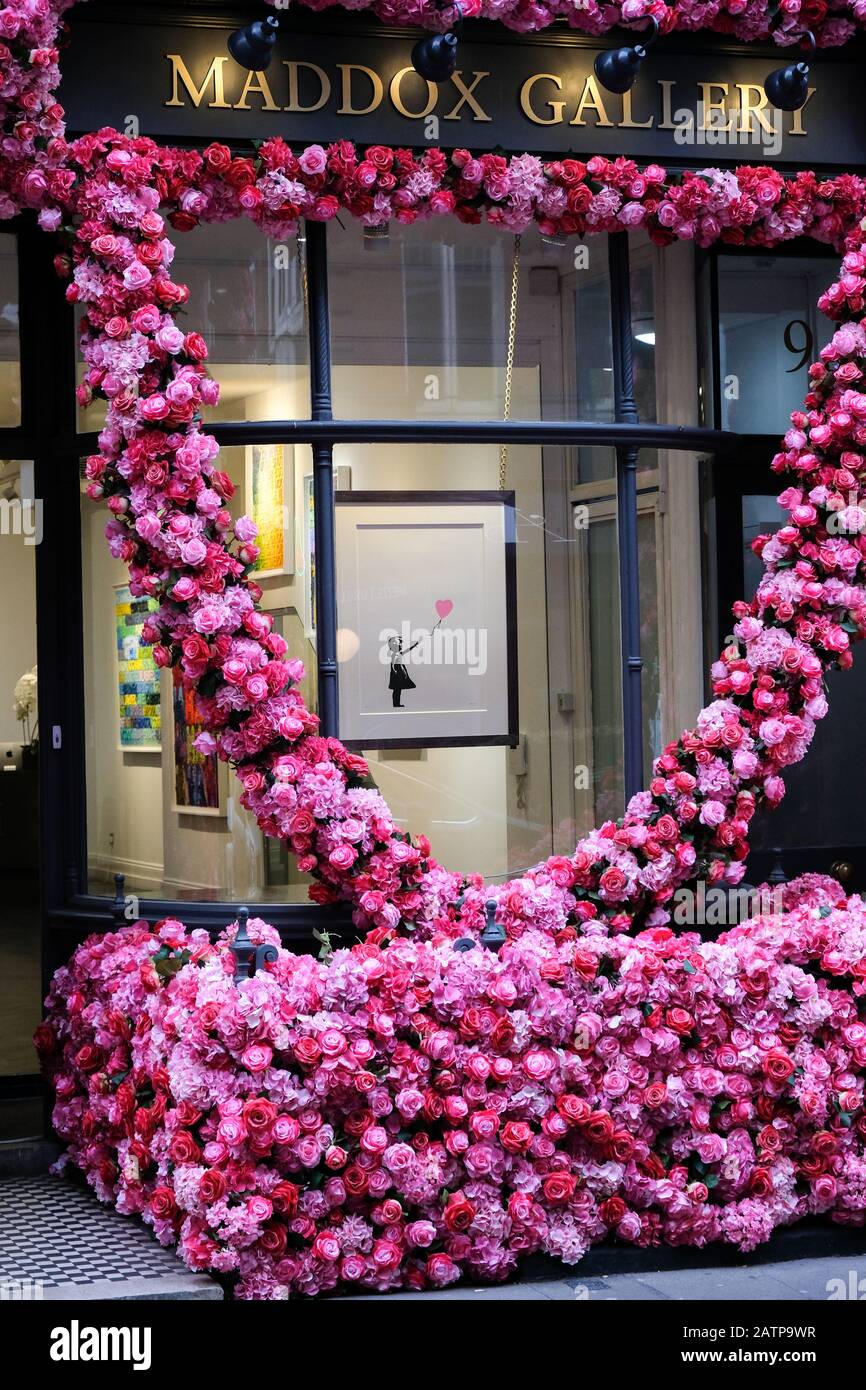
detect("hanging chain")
(499, 233), (522, 490)
(299, 231), (309, 325)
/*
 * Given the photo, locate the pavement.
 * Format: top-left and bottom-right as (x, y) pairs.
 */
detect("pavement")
(343, 1255), (866, 1301)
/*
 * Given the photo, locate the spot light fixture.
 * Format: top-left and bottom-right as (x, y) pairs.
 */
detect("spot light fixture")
(411, 3), (463, 83)
(593, 17), (659, 96)
(227, 13), (281, 71)
(763, 31), (816, 111)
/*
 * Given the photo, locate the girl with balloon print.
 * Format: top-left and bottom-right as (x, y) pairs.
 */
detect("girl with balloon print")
(387, 614), (444, 708)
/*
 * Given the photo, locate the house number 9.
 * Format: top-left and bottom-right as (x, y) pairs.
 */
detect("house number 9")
(783, 318), (813, 372)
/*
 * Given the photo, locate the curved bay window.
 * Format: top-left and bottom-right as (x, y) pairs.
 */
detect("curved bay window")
(69, 218), (733, 916)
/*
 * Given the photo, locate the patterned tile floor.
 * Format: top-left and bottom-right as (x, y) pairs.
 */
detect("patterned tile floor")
(0, 1175), (222, 1299)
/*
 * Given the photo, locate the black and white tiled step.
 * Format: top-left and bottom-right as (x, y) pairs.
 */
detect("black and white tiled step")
(0, 1175), (222, 1300)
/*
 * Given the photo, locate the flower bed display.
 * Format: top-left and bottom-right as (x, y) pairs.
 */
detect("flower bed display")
(6, 0), (866, 1296)
(36, 875), (866, 1298)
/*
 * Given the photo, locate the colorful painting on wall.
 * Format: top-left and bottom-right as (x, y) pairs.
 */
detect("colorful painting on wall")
(246, 443), (293, 578)
(114, 583), (161, 752)
(171, 666), (224, 816)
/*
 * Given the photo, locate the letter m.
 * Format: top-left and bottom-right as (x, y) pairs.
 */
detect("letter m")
(166, 54), (230, 108)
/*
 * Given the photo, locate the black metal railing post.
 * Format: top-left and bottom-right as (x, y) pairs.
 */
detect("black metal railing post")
(304, 220), (339, 738)
(230, 905), (279, 983)
(112, 873), (126, 928)
(608, 232), (644, 805)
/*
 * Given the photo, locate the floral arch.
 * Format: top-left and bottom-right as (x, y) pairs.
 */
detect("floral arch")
(6, 0), (866, 1297)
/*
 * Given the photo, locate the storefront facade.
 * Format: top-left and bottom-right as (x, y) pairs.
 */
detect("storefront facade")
(1, 2), (865, 1136)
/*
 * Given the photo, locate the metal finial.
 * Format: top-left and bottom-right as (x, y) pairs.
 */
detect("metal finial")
(480, 899), (506, 953)
(112, 873), (126, 927)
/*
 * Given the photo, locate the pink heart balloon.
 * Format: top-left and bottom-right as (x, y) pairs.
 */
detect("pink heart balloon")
(435, 598), (454, 621)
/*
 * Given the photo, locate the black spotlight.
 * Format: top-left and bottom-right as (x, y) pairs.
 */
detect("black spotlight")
(412, 4), (463, 83)
(228, 15), (280, 71)
(594, 17), (658, 95)
(764, 31), (815, 111)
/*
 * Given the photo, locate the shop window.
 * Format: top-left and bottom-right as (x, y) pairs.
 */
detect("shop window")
(716, 253), (836, 434)
(0, 233), (21, 428)
(0, 461), (39, 1096)
(76, 220), (310, 432)
(80, 447), (317, 904)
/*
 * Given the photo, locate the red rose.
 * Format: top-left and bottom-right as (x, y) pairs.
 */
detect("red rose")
(343, 1165), (369, 1197)
(599, 866), (627, 899)
(169, 1131), (201, 1164)
(443, 1193), (476, 1232)
(184, 332), (208, 361)
(763, 1049), (795, 1083)
(584, 1110), (615, 1144)
(74, 1043), (102, 1073)
(243, 1098), (277, 1134)
(272, 1181), (300, 1217)
(608, 1129), (636, 1162)
(542, 1172), (577, 1203)
(198, 1169), (227, 1204)
(500, 1121), (533, 1154)
(203, 142), (232, 173)
(599, 1196), (627, 1225)
(293, 1036), (322, 1067)
(750, 1167), (773, 1197)
(665, 1008), (694, 1035)
(258, 1223), (287, 1257)
(150, 1186), (177, 1222)
(557, 1093), (590, 1126)
(491, 1017), (515, 1052)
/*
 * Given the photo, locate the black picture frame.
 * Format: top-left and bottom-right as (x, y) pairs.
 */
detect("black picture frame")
(334, 489), (519, 750)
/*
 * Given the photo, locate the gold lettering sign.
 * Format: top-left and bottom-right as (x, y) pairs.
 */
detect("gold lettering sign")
(163, 51), (815, 142)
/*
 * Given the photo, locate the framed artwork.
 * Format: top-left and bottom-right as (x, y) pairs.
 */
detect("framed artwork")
(246, 442), (293, 578)
(301, 465), (350, 643)
(334, 491), (518, 750)
(303, 471), (316, 641)
(170, 665), (226, 816)
(114, 583), (161, 753)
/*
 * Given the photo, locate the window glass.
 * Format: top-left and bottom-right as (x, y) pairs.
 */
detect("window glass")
(332, 442), (661, 879)
(328, 219), (619, 429)
(717, 254), (835, 434)
(77, 220), (310, 431)
(581, 495), (661, 824)
(0, 234), (21, 427)
(0, 462), (40, 1107)
(81, 445), (317, 904)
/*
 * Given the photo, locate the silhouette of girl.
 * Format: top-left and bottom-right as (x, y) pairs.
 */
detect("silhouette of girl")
(387, 618), (443, 708)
